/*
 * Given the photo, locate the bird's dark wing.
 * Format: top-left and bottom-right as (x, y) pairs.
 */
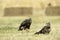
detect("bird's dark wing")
(21, 19), (28, 26)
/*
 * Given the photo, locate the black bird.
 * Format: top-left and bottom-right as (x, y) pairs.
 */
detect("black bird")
(18, 18), (32, 31)
(35, 22), (51, 34)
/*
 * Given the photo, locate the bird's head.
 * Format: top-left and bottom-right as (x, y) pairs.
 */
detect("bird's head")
(29, 18), (32, 22)
(46, 22), (51, 27)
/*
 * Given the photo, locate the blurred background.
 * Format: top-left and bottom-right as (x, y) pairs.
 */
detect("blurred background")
(0, 0), (60, 16)
(0, 0), (60, 40)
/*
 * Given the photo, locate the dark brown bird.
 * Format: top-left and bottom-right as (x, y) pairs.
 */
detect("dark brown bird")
(35, 22), (51, 34)
(18, 18), (32, 31)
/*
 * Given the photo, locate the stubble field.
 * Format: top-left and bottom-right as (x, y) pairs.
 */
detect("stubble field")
(0, 16), (60, 40)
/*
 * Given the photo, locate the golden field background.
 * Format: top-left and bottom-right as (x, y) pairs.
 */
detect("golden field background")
(0, 0), (60, 40)
(0, 16), (60, 40)
(0, 0), (60, 16)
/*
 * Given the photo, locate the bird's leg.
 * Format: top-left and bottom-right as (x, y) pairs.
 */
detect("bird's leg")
(26, 29), (29, 32)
